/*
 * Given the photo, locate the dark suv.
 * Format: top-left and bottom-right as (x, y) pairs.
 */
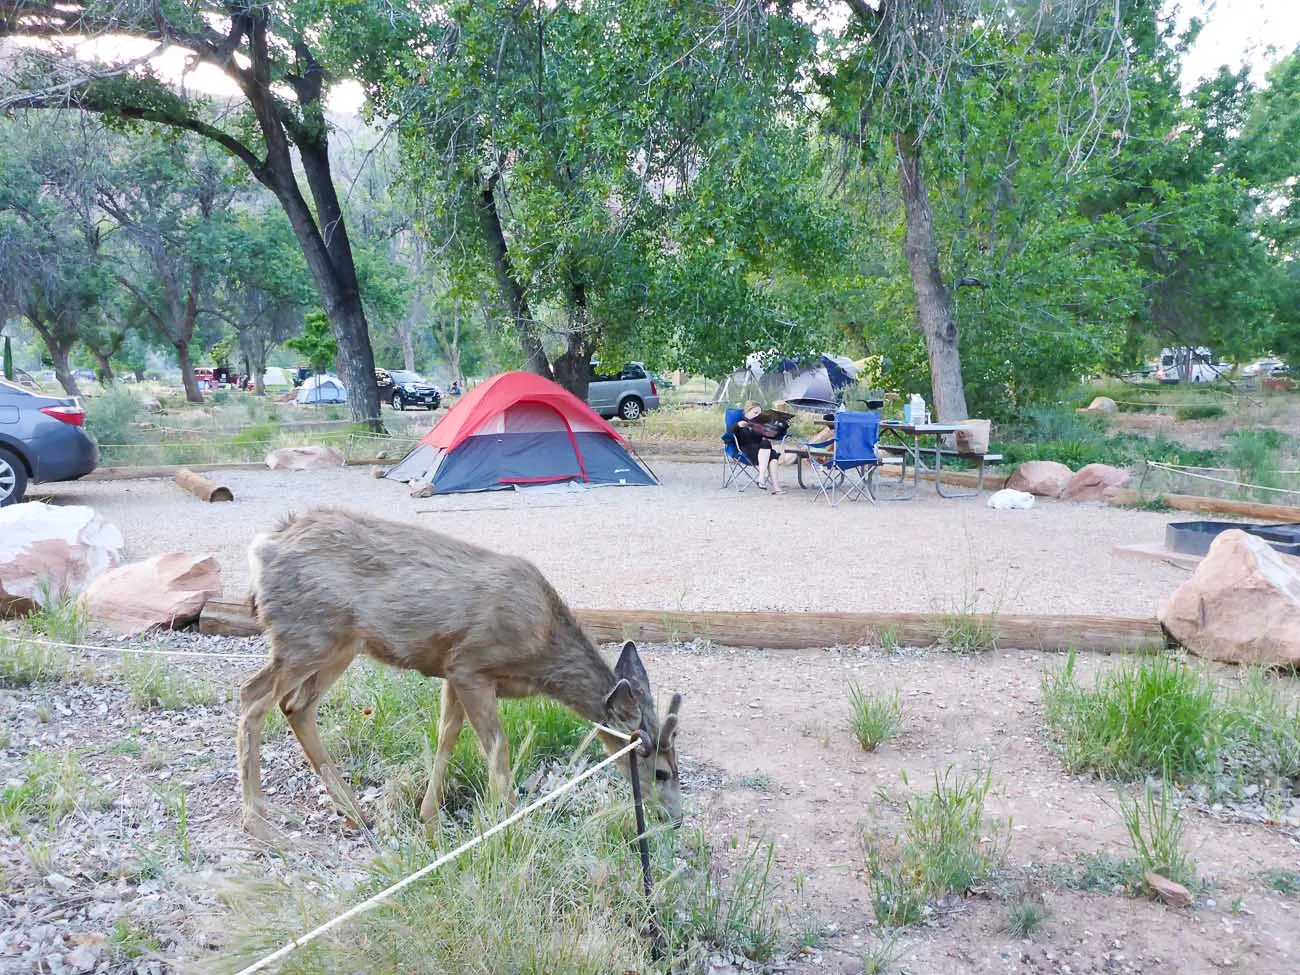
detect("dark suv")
(0, 380), (98, 505)
(376, 369), (442, 411)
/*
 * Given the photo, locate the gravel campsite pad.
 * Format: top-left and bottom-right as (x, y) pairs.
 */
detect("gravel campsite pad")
(5, 463), (1298, 973)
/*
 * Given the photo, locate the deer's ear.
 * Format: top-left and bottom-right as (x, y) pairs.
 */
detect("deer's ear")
(615, 641), (650, 691)
(603, 678), (641, 726)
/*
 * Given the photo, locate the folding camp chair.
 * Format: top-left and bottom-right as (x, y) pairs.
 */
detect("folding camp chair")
(720, 406), (761, 490)
(801, 410), (880, 506)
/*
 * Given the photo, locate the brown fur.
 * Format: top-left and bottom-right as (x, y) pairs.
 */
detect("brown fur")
(236, 507), (683, 845)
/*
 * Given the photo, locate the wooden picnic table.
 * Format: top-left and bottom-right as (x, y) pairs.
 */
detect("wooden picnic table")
(878, 420), (1000, 499)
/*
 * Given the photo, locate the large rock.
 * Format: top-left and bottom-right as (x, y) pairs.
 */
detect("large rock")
(1061, 463), (1130, 502)
(0, 503), (124, 614)
(1079, 396), (1119, 413)
(265, 445), (345, 471)
(1159, 529), (1300, 667)
(1006, 460), (1074, 498)
(85, 554), (223, 635)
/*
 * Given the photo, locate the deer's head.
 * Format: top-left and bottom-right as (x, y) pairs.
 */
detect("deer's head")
(602, 641), (683, 826)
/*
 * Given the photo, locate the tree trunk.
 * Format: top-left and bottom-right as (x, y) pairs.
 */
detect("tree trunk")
(176, 342), (203, 404)
(399, 320), (416, 372)
(50, 345), (81, 398)
(92, 352), (114, 384)
(895, 129), (969, 421)
(477, 176), (552, 378)
(552, 282), (593, 399)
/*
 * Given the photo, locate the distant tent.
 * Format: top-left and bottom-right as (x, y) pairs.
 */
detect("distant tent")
(262, 366), (291, 389)
(385, 371), (657, 494)
(296, 374), (346, 404)
(713, 354), (858, 410)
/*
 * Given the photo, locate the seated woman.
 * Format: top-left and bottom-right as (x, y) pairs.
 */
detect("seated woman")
(729, 400), (789, 494)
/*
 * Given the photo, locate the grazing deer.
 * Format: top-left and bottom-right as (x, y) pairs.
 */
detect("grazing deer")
(237, 507), (683, 845)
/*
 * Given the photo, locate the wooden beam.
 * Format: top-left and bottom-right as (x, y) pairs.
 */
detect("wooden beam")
(1106, 490), (1300, 523)
(200, 600), (1167, 654)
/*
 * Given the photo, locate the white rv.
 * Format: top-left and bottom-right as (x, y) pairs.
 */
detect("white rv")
(1156, 347), (1217, 384)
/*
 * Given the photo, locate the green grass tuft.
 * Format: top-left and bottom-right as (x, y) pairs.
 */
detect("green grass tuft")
(1005, 895), (1049, 937)
(1118, 778), (1197, 891)
(847, 685), (903, 752)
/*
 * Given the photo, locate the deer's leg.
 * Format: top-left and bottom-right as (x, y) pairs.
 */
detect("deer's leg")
(452, 678), (515, 809)
(420, 680), (466, 823)
(279, 652), (372, 841)
(237, 659), (306, 845)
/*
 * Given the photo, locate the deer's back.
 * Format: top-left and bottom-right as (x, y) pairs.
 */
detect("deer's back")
(249, 508), (569, 677)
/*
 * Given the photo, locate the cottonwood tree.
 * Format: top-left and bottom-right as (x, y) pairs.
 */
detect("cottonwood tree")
(0, 116), (110, 397)
(0, 0), (386, 424)
(97, 135), (242, 403)
(374, 0), (841, 398)
(833, 0), (1137, 419)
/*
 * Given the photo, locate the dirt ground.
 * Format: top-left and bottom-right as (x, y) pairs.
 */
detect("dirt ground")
(8, 457), (1298, 973)
(35, 460), (1191, 618)
(2, 634), (1297, 974)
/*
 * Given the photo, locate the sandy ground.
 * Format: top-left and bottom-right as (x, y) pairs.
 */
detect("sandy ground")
(35, 461), (1193, 619)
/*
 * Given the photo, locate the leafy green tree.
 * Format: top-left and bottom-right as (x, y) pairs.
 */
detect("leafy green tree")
(1, 0), (391, 424)
(0, 115), (112, 397)
(376, 0), (841, 397)
(287, 311), (339, 374)
(831, 0), (1138, 419)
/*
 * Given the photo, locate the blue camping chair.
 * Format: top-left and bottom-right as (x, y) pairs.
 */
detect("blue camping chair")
(801, 410), (880, 506)
(721, 406), (761, 490)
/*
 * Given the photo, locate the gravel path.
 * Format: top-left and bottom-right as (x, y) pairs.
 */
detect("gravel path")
(37, 462), (1190, 617)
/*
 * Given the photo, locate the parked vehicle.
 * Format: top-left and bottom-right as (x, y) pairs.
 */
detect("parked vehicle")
(291, 366), (313, 388)
(1156, 346), (1217, 384)
(586, 362), (661, 420)
(0, 379), (97, 506)
(376, 369), (442, 410)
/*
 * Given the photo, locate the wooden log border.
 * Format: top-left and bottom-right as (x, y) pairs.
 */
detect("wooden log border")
(199, 599), (1170, 654)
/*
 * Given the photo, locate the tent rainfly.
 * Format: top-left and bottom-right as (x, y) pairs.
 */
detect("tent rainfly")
(385, 371), (657, 494)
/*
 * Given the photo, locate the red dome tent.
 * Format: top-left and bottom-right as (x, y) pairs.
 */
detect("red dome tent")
(384, 372), (657, 494)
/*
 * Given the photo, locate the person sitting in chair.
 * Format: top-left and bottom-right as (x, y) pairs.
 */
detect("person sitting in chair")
(729, 400), (788, 494)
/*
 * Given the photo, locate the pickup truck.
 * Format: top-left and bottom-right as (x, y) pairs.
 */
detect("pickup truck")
(586, 362), (660, 421)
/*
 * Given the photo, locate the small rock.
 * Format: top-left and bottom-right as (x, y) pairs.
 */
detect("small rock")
(408, 480), (435, 498)
(1145, 871), (1193, 908)
(1079, 395), (1119, 413)
(64, 945), (99, 973)
(45, 874), (75, 892)
(370, 465), (385, 479)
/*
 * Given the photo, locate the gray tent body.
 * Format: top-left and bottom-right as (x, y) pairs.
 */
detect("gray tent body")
(713, 354), (858, 408)
(295, 374), (347, 404)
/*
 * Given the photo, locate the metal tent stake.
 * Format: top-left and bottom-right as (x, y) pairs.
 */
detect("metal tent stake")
(627, 740), (665, 962)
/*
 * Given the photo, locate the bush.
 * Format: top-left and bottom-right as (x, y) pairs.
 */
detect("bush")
(84, 384), (144, 448)
(1174, 403), (1226, 421)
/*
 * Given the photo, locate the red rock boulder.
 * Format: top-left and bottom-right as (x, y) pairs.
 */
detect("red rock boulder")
(265, 445), (345, 471)
(1006, 461), (1074, 499)
(1159, 529), (1300, 667)
(85, 554), (224, 635)
(1061, 463), (1130, 502)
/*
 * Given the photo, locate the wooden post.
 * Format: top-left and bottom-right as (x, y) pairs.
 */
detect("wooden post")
(200, 600), (1168, 654)
(174, 468), (234, 502)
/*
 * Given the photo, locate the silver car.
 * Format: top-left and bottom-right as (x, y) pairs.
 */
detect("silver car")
(586, 362), (661, 421)
(0, 380), (98, 505)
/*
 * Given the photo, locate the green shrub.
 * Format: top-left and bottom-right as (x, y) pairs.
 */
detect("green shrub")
(85, 384), (144, 453)
(1174, 403), (1226, 421)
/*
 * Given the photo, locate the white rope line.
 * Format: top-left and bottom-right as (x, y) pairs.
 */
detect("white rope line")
(1151, 462), (1300, 476)
(4, 635), (267, 661)
(233, 736), (643, 975)
(1145, 461), (1300, 498)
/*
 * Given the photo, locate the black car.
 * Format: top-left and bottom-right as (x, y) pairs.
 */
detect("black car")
(376, 369), (442, 410)
(0, 379), (98, 505)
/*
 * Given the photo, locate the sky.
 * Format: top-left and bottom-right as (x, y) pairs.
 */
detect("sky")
(22, 1), (1300, 112)
(1176, 0), (1300, 86)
